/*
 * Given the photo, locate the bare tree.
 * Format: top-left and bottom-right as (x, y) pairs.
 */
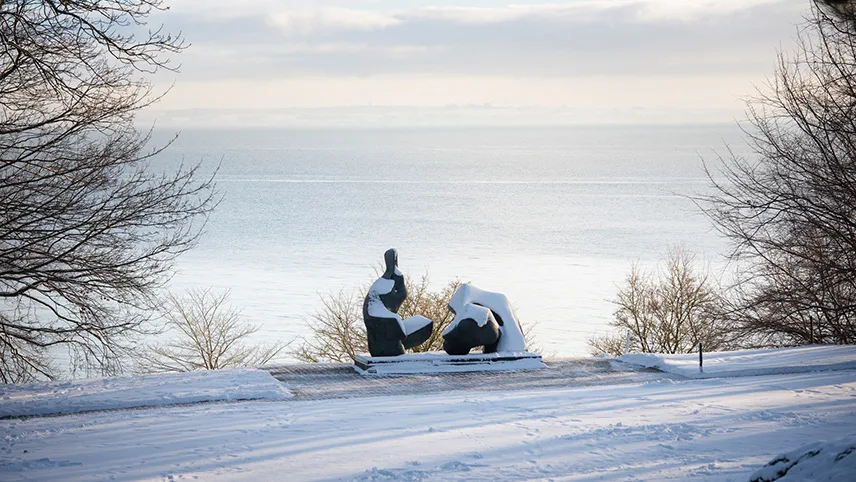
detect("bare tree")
(820, 0), (856, 23)
(699, 1), (856, 347)
(292, 289), (367, 363)
(589, 248), (729, 357)
(140, 289), (289, 372)
(0, 1), (216, 382)
(587, 333), (626, 359)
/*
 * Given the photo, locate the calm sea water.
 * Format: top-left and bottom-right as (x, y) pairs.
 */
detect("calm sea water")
(150, 125), (750, 359)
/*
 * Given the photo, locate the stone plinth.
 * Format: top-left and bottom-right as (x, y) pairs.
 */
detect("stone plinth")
(354, 351), (545, 376)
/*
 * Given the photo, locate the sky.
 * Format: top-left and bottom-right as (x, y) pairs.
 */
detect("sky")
(144, 0), (808, 126)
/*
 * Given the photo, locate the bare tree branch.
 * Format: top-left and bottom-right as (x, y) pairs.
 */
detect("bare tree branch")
(138, 288), (290, 373)
(0, 1), (216, 382)
(698, 2), (856, 347)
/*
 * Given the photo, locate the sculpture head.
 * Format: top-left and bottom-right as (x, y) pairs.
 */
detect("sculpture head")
(383, 248), (398, 279)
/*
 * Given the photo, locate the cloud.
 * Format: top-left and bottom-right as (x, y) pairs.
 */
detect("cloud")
(172, 0), (801, 80)
(153, 74), (754, 111)
(389, 1), (790, 26)
(409, 5), (545, 24)
(152, 0), (807, 112)
(169, 0), (796, 33)
(267, 7), (401, 35)
(634, 0), (788, 21)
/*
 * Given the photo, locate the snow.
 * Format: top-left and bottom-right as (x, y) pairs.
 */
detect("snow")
(0, 369), (291, 419)
(369, 277), (394, 296)
(441, 303), (493, 335)
(1, 346), (855, 481)
(401, 315), (432, 336)
(618, 345), (856, 378)
(366, 277), (424, 336)
(365, 287), (405, 334)
(445, 283), (527, 352)
(749, 435), (856, 482)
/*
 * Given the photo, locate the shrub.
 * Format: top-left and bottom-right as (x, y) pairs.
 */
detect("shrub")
(589, 248), (729, 357)
(140, 288), (289, 372)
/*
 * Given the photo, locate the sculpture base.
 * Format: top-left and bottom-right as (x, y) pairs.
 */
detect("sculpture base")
(353, 351), (545, 376)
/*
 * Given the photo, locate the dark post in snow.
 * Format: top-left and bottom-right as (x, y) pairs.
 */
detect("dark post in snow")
(699, 342), (704, 373)
(810, 319), (815, 344)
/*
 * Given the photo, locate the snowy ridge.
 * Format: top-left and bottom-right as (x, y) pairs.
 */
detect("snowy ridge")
(369, 277), (394, 296)
(441, 303), (493, 335)
(0, 369), (291, 419)
(618, 345), (856, 379)
(749, 435), (856, 482)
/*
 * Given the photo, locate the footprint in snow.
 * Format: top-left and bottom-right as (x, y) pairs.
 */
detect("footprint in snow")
(440, 461), (475, 472)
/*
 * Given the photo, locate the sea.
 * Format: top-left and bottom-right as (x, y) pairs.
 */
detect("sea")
(148, 124), (752, 360)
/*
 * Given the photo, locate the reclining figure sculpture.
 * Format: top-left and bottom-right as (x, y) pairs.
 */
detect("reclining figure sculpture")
(362, 250), (528, 358)
(442, 283), (527, 355)
(362, 249), (433, 357)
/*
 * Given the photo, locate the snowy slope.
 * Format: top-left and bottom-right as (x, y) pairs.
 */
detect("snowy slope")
(0, 370), (854, 481)
(1, 347), (855, 481)
(0, 369), (291, 418)
(0, 372), (853, 479)
(618, 345), (856, 378)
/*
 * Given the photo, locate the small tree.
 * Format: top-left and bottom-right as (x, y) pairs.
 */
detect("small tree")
(292, 289), (366, 363)
(140, 289), (289, 372)
(589, 248), (729, 357)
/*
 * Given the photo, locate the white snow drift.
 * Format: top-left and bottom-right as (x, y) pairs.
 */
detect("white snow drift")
(749, 435), (856, 482)
(619, 345), (856, 378)
(0, 369), (291, 419)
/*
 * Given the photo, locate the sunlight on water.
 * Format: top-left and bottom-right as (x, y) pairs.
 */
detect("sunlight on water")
(151, 125), (750, 360)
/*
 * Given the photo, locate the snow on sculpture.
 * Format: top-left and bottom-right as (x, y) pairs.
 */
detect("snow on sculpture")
(362, 248), (434, 357)
(442, 283), (527, 355)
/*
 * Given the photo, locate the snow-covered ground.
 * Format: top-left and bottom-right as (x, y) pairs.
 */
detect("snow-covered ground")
(749, 435), (856, 482)
(0, 369), (291, 419)
(618, 345), (856, 379)
(1, 347), (855, 481)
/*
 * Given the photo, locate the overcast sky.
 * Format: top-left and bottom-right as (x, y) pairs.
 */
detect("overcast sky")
(146, 0), (808, 125)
